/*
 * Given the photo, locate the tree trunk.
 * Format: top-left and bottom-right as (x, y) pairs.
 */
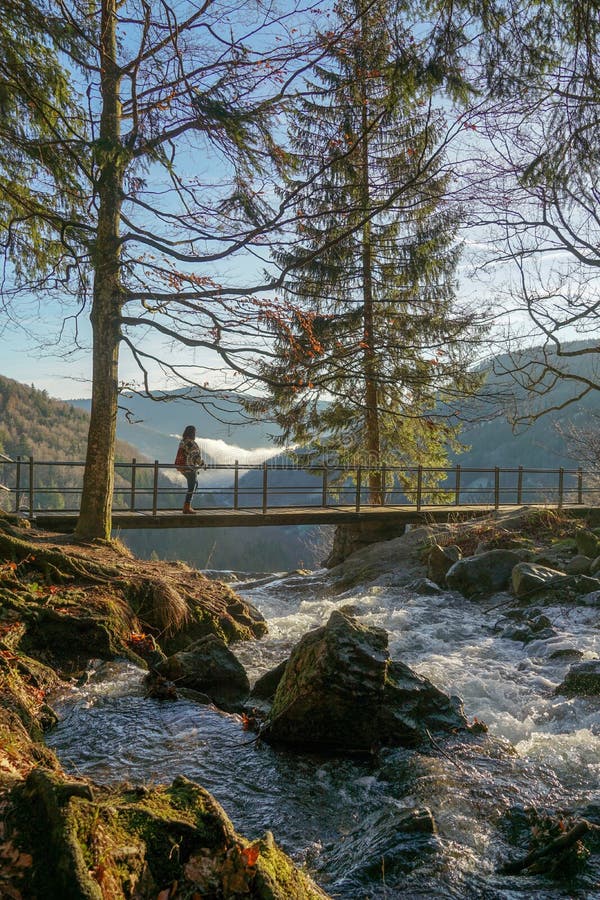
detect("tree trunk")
(359, 57), (382, 505)
(75, 0), (123, 540)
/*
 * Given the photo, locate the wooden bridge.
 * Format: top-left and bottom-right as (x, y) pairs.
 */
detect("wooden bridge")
(0, 457), (597, 532)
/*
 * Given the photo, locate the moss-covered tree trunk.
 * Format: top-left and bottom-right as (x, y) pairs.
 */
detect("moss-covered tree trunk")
(75, 0), (124, 541)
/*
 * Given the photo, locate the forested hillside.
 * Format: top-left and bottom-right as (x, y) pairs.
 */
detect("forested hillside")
(457, 341), (600, 471)
(0, 375), (139, 461)
(0, 375), (92, 460)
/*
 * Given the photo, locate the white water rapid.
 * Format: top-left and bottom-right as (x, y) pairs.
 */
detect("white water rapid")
(47, 565), (600, 898)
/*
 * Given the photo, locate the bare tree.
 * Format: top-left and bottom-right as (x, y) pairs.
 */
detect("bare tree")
(1, 0), (344, 539)
(465, 0), (600, 423)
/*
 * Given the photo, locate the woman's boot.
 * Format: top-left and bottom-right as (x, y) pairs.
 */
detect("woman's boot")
(182, 501), (195, 514)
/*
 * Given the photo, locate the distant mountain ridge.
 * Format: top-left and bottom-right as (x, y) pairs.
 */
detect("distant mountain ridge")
(70, 388), (279, 457)
(457, 339), (600, 471)
(67, 341), (600, 475)
(2, 339), (599, 568)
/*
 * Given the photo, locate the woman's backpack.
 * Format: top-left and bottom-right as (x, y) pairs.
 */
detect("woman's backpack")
(174, 445), (187, 474)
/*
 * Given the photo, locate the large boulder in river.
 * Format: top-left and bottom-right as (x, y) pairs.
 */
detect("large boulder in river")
(511, 562), (567, 599)
(427, 542), (461, 586)
(262, 611), (467, 752)
(446, 549), (530, 599)
(511, 562), (600, 601)
(159, 634), (250, 709)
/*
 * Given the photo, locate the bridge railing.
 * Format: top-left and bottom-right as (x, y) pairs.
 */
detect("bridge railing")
(0, 456), (593, 517)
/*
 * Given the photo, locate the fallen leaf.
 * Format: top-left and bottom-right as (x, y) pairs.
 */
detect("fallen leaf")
(241, 845), (260, 867)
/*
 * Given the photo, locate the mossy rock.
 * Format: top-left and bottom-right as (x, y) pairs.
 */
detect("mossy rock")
(575, 529), (600, 559)
(9, 770), (330, 899)
(556, 659), (600, 696)
(159, 634), (250, 710)
(0, 651), (62, 740)
(264, 611), (467, 752)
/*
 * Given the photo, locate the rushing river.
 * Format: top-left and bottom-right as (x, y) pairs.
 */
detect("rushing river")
(46, 567), (600, 898)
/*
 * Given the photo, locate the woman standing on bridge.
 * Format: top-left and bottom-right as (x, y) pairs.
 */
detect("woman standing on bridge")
(175, 425), (206, 514)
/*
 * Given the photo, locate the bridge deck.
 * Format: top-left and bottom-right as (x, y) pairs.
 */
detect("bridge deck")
(31, 503), (595, 532)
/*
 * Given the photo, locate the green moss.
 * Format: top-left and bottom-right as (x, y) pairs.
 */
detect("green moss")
(254, 831), (328, 899)
(550, 537), (577, 552)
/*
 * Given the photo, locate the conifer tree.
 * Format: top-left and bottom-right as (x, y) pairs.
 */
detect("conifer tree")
(252, 0), (485, 501)
(0, 0), (86, 278)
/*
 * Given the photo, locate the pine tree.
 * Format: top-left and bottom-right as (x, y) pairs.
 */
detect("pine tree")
(252, 0), (484, 502)
(0, 0), (86, 277)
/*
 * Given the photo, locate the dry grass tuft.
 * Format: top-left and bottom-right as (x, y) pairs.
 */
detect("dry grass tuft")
(132, 576), (190, 636)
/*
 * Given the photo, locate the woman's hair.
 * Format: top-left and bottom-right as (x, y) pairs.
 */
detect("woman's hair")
(182, 425), (196, 439)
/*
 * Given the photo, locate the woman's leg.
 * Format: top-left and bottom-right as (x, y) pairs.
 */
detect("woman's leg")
(184, 471), (197, 506)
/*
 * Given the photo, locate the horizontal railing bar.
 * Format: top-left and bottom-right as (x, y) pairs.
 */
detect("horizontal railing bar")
(1, 460), (589, 474)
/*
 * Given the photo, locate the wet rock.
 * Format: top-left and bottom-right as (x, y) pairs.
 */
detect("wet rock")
(565, 555), (592, 576)
(557, 659), (600, 696)
(338, 603), (363, 617)
(570, 575), (600, 598)
(426, 543), (461, 586)
(575, 529), (600, 558)
(158, 634), (250, 709)
(408, 577), (444, 596)
(501, 618), (556, 644)
(250, 658), (289, 701)
(590, 556), (600, 576)
(143, 669), (178, 700)
(446, 549), (530, 599)
(263, 611), (467, 752)
(580, 590), (600, 607)
(549, 647), (584, 662)
(511, 562), (567, 599)
(397, 806), (438, 834)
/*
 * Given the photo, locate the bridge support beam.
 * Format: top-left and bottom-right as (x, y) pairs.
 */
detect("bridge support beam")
(323, 521), (407, 568)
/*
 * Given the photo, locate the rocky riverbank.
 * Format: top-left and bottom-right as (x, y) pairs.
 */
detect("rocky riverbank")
(0, 513), (327, 898)
(1, 506), (600, 897)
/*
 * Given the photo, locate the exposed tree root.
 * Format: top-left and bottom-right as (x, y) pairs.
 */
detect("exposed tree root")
(499, 819), (599, 875)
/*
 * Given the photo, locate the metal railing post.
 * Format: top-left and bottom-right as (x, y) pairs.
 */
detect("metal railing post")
(234, 461), (239, 510)
(381, 465), (386, 507)
(15, 456), (21, 513)
(416, 465), (423, 511)
(558, 467), (564, 510)
(262, 461), (268, 514)
(355, 466), (362, 512)
(517, 466), (523, 505)
(578, 468), (583, 505)
(322, 463), (328, 508)
(494, 467), (500, 510)
(130, 458), (136, 511)
(455, 464), (461, 506)
(152, 460), (159, 516)
(29, 456), (34, 518)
